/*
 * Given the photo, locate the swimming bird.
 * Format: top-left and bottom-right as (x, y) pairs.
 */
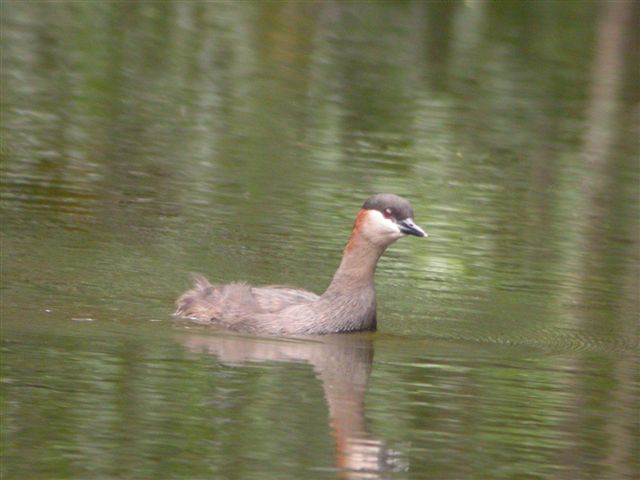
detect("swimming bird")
(175, 193), (426, 335)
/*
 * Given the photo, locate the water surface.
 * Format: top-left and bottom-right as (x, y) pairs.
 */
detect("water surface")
(1, 1), (638, 479)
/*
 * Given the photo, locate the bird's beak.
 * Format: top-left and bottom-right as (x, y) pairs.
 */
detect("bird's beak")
(399, 218), (427, 237)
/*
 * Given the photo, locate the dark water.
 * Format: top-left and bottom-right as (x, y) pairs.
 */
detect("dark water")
(1, 1), (638, 479)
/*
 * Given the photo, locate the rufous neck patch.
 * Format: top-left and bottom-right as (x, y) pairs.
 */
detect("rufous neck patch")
(344, 209), (369, 254)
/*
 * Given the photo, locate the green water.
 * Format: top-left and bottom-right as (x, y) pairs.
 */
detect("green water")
(1, 1), (638, 479)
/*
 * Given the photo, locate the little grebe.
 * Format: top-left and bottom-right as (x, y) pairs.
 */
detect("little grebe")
(175, 193), (426, 335)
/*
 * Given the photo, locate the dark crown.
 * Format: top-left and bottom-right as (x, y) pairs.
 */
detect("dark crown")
(362, 193), (415, 220)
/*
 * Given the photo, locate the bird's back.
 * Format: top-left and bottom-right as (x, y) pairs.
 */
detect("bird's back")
(174, 275), (319, 327)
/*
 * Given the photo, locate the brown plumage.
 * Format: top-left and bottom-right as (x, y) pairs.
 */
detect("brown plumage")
(175, 193), (426, 335)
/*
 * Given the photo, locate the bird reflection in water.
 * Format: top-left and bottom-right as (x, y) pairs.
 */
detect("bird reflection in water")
(180, 332), (408, 479)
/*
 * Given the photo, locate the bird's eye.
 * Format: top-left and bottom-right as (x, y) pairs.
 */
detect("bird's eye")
(383, 208), (393, 219)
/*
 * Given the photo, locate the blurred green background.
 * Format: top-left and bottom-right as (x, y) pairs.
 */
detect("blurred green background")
(1, 1), (638, 479)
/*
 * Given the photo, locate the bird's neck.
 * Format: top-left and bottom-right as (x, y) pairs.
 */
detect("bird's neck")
(325, 228), (386, 294)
